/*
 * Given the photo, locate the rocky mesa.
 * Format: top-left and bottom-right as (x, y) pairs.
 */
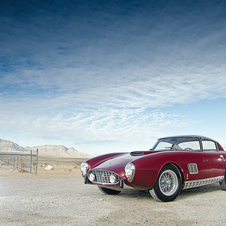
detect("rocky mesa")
(0, 139), (91, 158)
(0, 139), (27, 152)
(25, 145), (91, 158)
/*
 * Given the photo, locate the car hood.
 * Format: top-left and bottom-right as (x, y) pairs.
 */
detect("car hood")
(92, 151), (157, 176)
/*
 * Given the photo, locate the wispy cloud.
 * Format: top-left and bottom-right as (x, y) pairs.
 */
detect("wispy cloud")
(0, 101), (192, 145)
(1, 0), (226, 153)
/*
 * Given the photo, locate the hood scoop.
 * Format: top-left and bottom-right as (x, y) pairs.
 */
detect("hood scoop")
(130, 151), (144, 156)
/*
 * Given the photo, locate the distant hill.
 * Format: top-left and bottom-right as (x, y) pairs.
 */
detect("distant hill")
(25, 145), (91, 158)
(0, 139), (27, 152)
(0, 139), (91, 158)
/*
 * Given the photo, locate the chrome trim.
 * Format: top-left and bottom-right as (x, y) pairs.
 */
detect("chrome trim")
(125, 163), (135, 182)
(158, 169), (179, 196)
(88, 170), (119, 185)
(187, 163), (199, 174)
(183, 176), (224, 190)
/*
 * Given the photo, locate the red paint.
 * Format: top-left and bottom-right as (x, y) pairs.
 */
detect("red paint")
(84, 136), (226, 191)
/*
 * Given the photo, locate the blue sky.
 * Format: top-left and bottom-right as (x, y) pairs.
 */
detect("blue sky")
(1, 0), (226, 156)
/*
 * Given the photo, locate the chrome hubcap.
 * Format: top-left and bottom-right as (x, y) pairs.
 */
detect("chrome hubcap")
(159, 169), (178, 196)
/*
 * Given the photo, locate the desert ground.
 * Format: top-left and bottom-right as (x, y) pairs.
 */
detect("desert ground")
(1, 155), (226, 226)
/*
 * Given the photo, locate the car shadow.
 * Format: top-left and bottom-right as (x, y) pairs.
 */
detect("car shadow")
(117, 183), (223, 201)
(179, 183), (222, 200)
(119, 190), (150, 199)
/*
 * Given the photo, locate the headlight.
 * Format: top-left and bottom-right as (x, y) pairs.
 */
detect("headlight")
(81, 162), (89, 177)
(125, 163), (135, 182)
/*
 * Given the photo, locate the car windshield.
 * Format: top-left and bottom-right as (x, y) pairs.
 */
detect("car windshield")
(152, 137), (201, 151)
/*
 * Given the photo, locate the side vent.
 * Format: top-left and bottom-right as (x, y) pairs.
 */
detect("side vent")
(187, 163), (199, 174)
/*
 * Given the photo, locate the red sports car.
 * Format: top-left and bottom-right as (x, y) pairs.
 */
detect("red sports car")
(81, 135), (226, 202)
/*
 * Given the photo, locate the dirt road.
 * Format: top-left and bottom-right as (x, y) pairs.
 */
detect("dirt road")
(1, 166), (226, 226)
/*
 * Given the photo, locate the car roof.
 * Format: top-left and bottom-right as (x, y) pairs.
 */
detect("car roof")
(158, 135), (217, 142)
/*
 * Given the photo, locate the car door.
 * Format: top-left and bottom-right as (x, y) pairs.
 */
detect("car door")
(202, 140), (225, 178)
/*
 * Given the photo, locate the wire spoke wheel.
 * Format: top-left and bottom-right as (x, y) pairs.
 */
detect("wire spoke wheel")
(159, 170), (178, 196)
(149, 164), (182, 202)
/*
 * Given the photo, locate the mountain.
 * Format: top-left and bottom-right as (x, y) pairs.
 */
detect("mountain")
(0, 139), (91, 158)
(0, 139), (27, 152)
(25, 145), (91, 158)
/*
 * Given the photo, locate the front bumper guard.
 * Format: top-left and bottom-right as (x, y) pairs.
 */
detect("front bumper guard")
(120, 178), (125, 188)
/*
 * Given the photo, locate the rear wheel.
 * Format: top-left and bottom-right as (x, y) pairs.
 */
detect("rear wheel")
(149, 164), (182, 202)
(98, 186), (121, 195)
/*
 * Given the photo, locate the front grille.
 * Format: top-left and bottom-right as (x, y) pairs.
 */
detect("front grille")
(88, 170), (119, 184)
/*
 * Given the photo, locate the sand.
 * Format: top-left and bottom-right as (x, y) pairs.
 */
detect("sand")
(1, 157), (226, 226)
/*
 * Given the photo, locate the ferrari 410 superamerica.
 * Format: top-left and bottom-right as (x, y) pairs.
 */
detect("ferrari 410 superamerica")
(81, 135), (226, 202)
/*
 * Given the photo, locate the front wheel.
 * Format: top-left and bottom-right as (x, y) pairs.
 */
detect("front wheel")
(149, 164), (182, 202)
(98, 186), (121, 195)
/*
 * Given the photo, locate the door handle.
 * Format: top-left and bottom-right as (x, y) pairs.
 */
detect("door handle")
(220, 155), (224, 158)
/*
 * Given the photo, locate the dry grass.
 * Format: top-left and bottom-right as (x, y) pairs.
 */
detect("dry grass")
(0, 155), (89, 179)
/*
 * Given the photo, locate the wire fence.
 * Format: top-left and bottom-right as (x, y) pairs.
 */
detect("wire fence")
(0, 149), (38, 174)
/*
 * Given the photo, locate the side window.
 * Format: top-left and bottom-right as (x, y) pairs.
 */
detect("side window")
(179, 141), (200, 150)
(202, 141), (217, 152)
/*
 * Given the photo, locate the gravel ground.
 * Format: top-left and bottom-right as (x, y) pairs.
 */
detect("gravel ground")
(1, 166), (226, 226)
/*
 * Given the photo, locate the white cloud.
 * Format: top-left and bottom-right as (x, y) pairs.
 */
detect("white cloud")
(1, 0), (226, 154)
(3, 59), (226, 108)
(0, 92), (194, 145)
